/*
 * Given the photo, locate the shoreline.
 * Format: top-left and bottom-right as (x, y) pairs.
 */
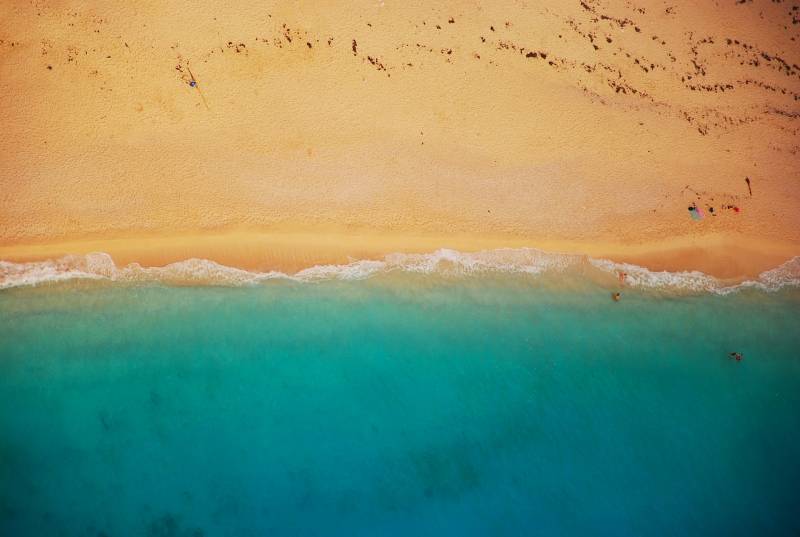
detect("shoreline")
(3, 1), (799, 289)
(1, 230), (797, 281)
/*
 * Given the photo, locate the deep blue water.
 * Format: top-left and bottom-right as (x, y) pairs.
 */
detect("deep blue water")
(1, 275), (799, 536)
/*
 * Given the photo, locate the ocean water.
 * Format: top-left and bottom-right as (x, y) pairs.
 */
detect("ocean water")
(1, 263), (800, 536)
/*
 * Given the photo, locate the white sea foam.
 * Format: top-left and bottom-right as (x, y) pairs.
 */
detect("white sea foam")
(1, 249), (798, 294)
(588, 258), (721, 292)
(589, 256), (800, 294)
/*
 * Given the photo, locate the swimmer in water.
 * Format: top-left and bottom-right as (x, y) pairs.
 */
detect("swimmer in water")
(729, 352), (743, 361)
(612, 292), (621, 302)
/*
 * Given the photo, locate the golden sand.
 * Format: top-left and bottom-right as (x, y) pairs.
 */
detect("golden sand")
(1, 1), (799, 278)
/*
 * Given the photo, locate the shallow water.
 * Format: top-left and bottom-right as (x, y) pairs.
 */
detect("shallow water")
(1, 275), (799, 536)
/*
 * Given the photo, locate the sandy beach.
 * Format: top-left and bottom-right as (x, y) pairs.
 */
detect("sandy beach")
(1, 0), (799, 278)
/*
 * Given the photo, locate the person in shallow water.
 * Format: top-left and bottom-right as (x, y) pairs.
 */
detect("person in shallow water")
(612, 292), (621, 302)
(729, 352), (743, 361)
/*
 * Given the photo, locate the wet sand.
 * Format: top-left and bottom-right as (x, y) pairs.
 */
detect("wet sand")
(1, 1), (798, 277)
(0, 230), (795, 280)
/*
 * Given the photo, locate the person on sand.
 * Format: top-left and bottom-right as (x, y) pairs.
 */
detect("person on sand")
(612, 292), (621, 302)
(729, 352), (743, 361)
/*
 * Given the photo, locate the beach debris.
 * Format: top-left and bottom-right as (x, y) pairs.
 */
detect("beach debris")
(682, 185), (702, 199)
(186, 66), (210, 110)
(721, 204), (741, 213)
(682, 186), (743, 220)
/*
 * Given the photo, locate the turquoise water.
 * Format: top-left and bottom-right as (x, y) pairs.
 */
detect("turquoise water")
(1, 275), (799, 536)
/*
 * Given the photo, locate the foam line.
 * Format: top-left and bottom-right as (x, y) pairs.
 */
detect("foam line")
(1, 249), (798, 294)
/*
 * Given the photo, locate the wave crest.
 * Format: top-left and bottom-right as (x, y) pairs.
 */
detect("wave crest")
(1, 249), (798, 294)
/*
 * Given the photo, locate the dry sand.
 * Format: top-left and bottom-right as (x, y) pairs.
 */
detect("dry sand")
(1, 0), (799, 278)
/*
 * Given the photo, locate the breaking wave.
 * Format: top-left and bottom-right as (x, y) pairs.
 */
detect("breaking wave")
(1, 249), (799, 295)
